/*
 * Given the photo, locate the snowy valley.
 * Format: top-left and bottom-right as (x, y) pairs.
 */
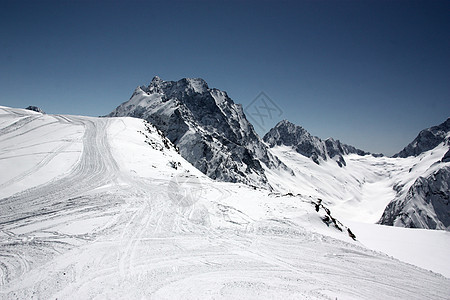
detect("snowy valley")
(0, 77), (449, 299)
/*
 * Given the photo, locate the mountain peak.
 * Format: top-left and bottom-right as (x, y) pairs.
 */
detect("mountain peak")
(109, 76), (287, 188)
(183, 77), (209, 93)
(276, 119), (296, 127)
(147, 76), (209, 94)
(276, 119), (292, 126)
(264, 120), (370, 166)
(394, 117), (450, 158)
(151, 75), (162, 82)
(273, 120), (308, 134)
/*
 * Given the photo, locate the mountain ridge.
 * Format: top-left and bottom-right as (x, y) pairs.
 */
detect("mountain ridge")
(263, 119), (373, 167)
(109, 76), (288, 188)
(394, 118), (450, 158)
(379, 118), (450, 230)
(109, 76), (449, 231)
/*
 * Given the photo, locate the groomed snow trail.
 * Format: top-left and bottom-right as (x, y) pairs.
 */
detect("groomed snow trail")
(0, 109), (449, 299)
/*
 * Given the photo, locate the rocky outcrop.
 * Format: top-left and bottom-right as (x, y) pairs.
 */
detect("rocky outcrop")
(379, 167), (450, 230)
(379, 117), (450, 230)
(25, 106), (45, 114)
(109, 76), (287, 188)
(263, 120), (371, 166)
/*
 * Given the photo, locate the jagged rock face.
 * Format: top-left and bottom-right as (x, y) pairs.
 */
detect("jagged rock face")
(25, 106), (45, 114)
(379, 167), (450, 230)
(109, 76), (285, 187)
(442, 149), (450, 163)
(263, 120), (370, 166)
(394, 118), (450, 158)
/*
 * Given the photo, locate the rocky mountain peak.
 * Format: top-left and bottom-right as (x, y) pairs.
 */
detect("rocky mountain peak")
(394, 117), (450, 158)
(109, 76), (288, 188)
(264, 120), (370, 166)
(151, 75), (162, 83)
(146, 76), (209, 95)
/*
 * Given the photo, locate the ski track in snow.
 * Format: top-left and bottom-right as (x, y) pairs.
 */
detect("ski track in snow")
(0, 108), (449, 299)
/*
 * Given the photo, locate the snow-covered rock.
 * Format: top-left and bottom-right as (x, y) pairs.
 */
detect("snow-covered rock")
(25, 106), (45, 114)
(378, 118), (450, 230)
(379, 166), (450, 230)
(263, 120), (371, 166)
(109, 76), (287, 188)
(394, 118), (450, 158)
(264, 119), (450, 231)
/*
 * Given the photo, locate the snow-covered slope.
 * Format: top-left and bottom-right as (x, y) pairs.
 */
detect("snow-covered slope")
(264, 119), (450, 230)
(347, 221), (450, 278)
(0, 106), (83, 198)
(109, 76), (286, 188)
(264, 146), (397, 223)
(379, 136), (450, 230)
(1, 106), (449, 298)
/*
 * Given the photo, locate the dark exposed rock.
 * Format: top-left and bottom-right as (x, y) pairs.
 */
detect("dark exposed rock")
(25, 106), (45, 114)
(442, 149), (450, 163)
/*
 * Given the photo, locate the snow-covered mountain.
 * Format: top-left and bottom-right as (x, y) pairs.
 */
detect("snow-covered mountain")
(394, 118), (450, 158)
(109, 76), (286, 188)
(379, 166), (450, 229)
(108, 77), (449, 231)
(263, 119), (450, 231)
(264, 120), (372, 167)
(3, 105), (449, 298)
(379, 118), (450, 230)
(1, 105), (450, 298)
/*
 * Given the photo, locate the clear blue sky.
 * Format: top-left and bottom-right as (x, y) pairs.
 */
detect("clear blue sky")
(1, 0), (449, 155)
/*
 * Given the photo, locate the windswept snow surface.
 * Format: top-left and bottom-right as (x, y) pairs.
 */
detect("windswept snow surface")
(347, 221), (450, 278)
(266, 145), (450, 278)
(0, 107), (449, 299)
(0, 106), (84, 198)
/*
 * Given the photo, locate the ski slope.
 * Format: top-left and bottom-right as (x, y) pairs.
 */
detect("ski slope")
(347, 221), (450, 278)
(0, 106), (449, 299)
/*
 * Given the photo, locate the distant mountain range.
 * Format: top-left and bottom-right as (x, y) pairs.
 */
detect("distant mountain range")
(263, 119), (374, 167)
(109, 76), (449, 230)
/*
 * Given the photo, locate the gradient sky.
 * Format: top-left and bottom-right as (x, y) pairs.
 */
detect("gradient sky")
(1, 0), (449, 155)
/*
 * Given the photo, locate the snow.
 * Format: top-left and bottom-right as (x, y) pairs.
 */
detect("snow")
(107, 117), (202, 179)
(265, 146), (396, 222)
(0, 106), (449, 298)
(267, 144), (449, 225)
(265, 143), (450, 278)
(347, 221), (450, 278)
(0, 106), (84, 198)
